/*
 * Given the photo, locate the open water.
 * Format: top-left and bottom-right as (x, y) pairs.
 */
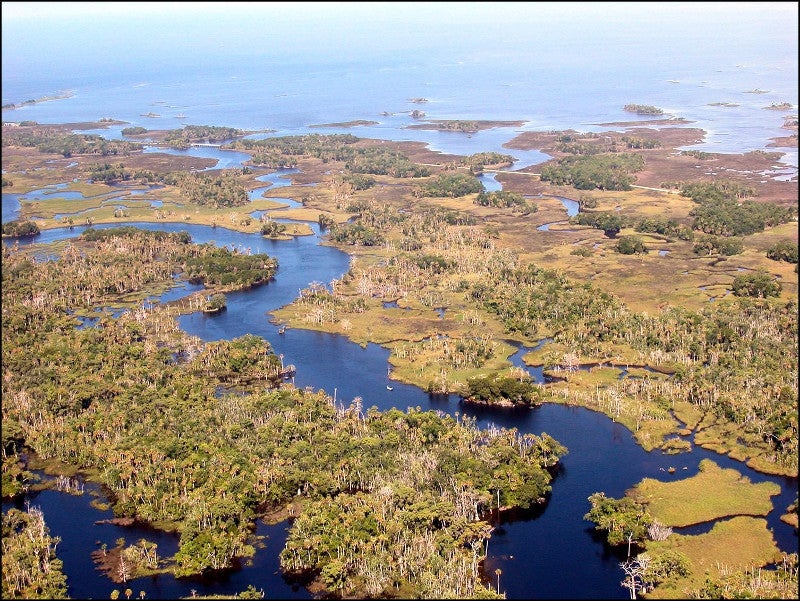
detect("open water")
(2, 3), (798, 599)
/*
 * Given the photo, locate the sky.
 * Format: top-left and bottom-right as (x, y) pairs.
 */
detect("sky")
(2, 2), (797, 83)
(4, 2), (797, 31)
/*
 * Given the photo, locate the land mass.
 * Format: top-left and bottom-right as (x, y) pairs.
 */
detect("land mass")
(1, 114), (797, 599)
(404, 119), (526, 132)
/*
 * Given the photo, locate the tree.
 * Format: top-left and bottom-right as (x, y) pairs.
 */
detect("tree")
(236, 585), (265, 599)
(616, 235), (648, 255)
(117, 555), (132, 584)
(584, 492), (652, 555)
(204, 293), (227, 313)
(1, 219), (40, 238)
(767, 240), (798, 263)
(598, 214), (624, 238)
(732, 272), (782, 298)
(620, 553), (651, 599)
(570, 211), (626, 237)
(261, 221), (287, 237)
(1, 507), (68, 599)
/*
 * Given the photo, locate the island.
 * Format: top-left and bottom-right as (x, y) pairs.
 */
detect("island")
(405, 119), (526, 133)
(1, 90), (74, 110)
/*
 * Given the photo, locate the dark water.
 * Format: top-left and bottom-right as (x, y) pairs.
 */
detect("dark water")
(3, 216), (796, 599)
(2, 480), (310, 600)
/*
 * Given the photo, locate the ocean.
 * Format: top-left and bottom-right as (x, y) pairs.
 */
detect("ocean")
(2, 2), (798, 171)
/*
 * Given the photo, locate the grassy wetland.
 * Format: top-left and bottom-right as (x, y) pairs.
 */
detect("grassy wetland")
(2, 118), (798, 598)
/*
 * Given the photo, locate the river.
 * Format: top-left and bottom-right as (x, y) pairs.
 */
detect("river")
(2, 157), (797, 600)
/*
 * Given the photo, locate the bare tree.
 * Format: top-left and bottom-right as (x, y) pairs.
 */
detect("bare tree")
(117, 554), (131, 584)
(620, 553), (651, 599)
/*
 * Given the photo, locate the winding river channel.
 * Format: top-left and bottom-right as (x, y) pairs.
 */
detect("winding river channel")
(2, 155), (797, 600)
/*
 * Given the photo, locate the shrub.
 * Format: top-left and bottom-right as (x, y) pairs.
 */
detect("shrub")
(692, 235), (743, 256)
(731, 272), (782, 298)
(616, 235), (648, 255)
(766, 240), (799, 263)
(1, 219), (40, 237)
(571, 246), (593, 257)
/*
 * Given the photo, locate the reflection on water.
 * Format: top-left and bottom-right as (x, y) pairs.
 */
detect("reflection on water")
(1, 476), (310, 600)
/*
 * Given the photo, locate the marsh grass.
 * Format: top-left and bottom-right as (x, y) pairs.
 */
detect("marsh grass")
(629, 459), (780, 527)
(645, 516), (781, 598)
(671, 401), (706, 430)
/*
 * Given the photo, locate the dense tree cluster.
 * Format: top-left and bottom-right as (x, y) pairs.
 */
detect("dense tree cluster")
(229, 133), (359, 166)
(1, 125), (141, 157)
(279, 408), (565, 597)
(81, 226), (192, 244)
(678, 179), (796, 238)
(87, 161), (129, 183)
(463, 373), (543, 407)
(1, 507), (68, 599)
(731, 272), (782, 298)
(121, 126), (147, 136)
(634, 216), (693, 241)
(183, 246), (277, 287)
(623, 104), (664, 115)
(345, 147), (431, 178)
(260, 221), (287, 237)
(584, 491), (653, 549)
(340, 173), (376, 191)
(616, 235), (648, 255)
(569, 211), (627, 237)
(1, 220), (40, 238)
(692, 234), (744, 256)
(553, 140), (605, 155)
(474, 191), (536, 214)
(164, 125), (244, 149)
(203, 292), (227, 312)
(167, 171), (249, 208)
(417, 173), (485, 198)
(425, 120), (481, 131)
(679, 180), (756, 203)
(551, 134), (660, 155)
(230, 134), (431, 178)
(462, 152), (516, 171)
(328, 221), (385, 246)
(1, 234), (565, 596)
(540, 153), (645, 190)
(766, 240), (799, 264)
(690, 198), (796, 237)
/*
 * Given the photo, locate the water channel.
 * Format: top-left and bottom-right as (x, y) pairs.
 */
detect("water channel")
(2, 152), (796, 600)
